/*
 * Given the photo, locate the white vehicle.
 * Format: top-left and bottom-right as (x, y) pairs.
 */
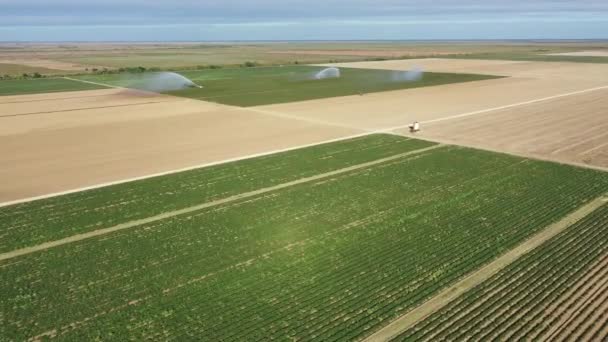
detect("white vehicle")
(408, 121), (420, 133)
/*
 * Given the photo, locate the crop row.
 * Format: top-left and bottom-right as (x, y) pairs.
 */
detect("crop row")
(0, 134), (434, 253)
(398, 203), (608, 341)
(3, 146), (608, 341)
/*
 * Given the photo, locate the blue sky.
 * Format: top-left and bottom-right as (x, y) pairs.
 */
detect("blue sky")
(1, 0), (607, 41)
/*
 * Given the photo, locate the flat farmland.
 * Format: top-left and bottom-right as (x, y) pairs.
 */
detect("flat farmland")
(2, 135), (608, 340)
(258, 59), (608, 134)
(258, 58), (608, 170)
(0, 134), (432, 252)
(75, 65), (500, 107)
(398, 202), (608, 341)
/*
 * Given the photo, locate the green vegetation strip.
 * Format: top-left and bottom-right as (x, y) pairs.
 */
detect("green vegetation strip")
(75, 65), (501, 106)
(0, 77), (107, 96)
(0, 144), (443, 262)
(2, 142), (608, 341)
(397, 203), (608, 342)
(0, 134), (434, 253)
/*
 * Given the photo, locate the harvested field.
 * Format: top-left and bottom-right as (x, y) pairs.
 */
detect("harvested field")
(0, 89), (218, 135)
(545, 50), (608, 57)
(0, 88), (358, 202)
(398, 202), (608, 342)
(398, 88), (608, 169)
(2, 135), (608, 341)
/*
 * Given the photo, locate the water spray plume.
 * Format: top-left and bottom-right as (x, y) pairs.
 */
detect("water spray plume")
(127, 72), (202, 92)
(314, 67), (341, 80)
(391, 67), (424, 82)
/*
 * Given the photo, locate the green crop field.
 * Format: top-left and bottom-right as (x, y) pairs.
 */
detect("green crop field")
(75, 65), (501, 106)
(398, 203), (608, 342)
(0, 77), (107, 96)
(2, 134), (608, 341)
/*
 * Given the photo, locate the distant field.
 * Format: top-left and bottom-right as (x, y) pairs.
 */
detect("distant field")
(448, 52), (608, 64)
(31, 42), (607, 68)
(2, 41), (607, 73)
(399, 203), (608, 341)
(77, 66), (500, 106)
(0, 77), (106, 96)
(0, 63), (62, 76)
(2, 134), (608, 340)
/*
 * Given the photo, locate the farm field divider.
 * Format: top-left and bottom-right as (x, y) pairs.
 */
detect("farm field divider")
(397, 202), (608, 342)
(3, 143), (608, 340)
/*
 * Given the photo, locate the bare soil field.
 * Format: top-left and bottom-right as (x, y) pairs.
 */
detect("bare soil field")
(546, 50), (608, 57)
(396, 88), (608, 169)
(0, 89), (221, 135)
(0, 90), (357, 202)
(259, 58), (608, 168)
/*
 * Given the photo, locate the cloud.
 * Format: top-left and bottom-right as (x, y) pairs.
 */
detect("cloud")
(0, 0), (606, 40)
(1, 0), (607, 26)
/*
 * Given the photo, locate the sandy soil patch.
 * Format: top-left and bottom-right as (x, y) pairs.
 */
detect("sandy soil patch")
(397, 88), (608, 168)
(0, 89), (227, 136)
(546, 50), (608, 57)
(0, 92), (358, 201)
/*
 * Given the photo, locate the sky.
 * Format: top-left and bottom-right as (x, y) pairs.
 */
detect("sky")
(1, 0), (607, 41)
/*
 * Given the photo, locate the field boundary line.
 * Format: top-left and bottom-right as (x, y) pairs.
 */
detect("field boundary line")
(388, 132), (608, 174)
(364, 194), (608, 342)
(0, 144), (443, 261)
(62, 76), (120, 89)
(0, 132), (375, 208)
